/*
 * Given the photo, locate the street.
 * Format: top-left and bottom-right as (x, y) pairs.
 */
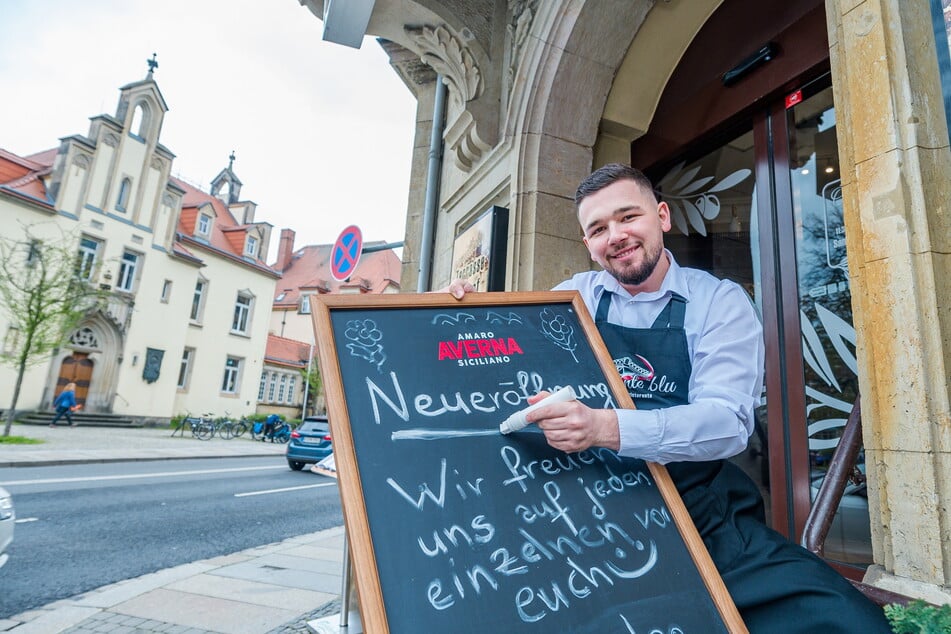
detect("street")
(0, 455), (343, 619)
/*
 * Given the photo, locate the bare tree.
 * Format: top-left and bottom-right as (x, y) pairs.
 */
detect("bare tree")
(0, 225), (103, 436)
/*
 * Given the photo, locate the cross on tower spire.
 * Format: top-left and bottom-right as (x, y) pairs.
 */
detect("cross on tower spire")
(146, 53), (159, 77)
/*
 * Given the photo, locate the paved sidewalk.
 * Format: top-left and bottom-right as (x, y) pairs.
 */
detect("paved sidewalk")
(0, 423), (349, 633)
(0, 423), (288, 467)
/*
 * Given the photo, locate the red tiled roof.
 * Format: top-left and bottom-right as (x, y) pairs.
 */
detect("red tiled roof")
(265, 334), (312, 368)
(170, 176), (279, 277)
(0, 148), (53, 208)
(272, 243), (401, 306)
(25, 148), (58, 165)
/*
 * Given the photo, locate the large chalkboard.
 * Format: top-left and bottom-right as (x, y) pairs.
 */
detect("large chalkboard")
(312, 292), (745, 634)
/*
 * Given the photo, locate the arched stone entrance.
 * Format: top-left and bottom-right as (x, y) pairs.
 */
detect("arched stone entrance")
(48, 312), (124, 413)
(54, 352), (94, 407)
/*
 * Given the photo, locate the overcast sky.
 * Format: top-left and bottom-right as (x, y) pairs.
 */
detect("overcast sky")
(0, 1), (417, 257)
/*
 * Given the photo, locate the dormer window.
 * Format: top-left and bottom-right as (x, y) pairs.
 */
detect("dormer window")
(197, 214), (212, 236)
(116, 177), (132, 212)
(245, 235), (258, 257)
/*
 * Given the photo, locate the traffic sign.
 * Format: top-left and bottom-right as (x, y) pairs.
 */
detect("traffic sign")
(331, 225), (363, 282)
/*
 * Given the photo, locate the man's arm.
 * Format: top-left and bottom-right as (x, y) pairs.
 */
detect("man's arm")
(615, 282), (763, 463)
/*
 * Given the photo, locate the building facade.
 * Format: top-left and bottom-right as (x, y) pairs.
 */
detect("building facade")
(302, 0), (951, 604)
(263, 228), (402, 417)
(0, 69), (280, 424)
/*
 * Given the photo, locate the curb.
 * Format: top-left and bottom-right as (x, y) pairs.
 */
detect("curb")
(0, 452), (284, 469)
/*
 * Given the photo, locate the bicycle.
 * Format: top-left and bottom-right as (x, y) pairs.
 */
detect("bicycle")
(215, 413), (250, 439)
(171, 413), (215, 440)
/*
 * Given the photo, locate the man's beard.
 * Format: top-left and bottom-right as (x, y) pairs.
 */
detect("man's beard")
(606, 241), (663, 287)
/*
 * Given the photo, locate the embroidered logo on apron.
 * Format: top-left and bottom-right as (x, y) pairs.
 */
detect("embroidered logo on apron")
(614, 354), (655, 382)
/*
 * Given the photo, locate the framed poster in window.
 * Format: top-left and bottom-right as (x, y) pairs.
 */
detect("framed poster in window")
(450, 205), (508, 292)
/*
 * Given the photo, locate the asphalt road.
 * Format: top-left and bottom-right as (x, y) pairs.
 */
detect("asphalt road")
(0, 455), (343, 619)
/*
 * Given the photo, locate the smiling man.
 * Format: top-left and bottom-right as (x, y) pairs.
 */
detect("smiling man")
(447, 163), (891, 632)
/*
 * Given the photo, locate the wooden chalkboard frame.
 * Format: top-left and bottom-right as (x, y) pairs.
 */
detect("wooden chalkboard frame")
(312, 291), (747, 633)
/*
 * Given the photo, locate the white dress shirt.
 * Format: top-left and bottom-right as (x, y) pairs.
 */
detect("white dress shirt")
(553, 250), (765, 464)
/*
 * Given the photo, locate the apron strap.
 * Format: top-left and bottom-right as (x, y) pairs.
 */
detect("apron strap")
(595, 289), (612, 322)
(650, 293), (687, 329)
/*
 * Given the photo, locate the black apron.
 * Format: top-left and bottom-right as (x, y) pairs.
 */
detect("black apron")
(595, 290), (891, 633)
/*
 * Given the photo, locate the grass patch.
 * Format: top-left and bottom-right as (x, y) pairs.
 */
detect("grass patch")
(0, 435), (44, 445)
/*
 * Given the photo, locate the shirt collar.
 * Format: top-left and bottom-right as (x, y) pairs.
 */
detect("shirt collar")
(594, 249), (691, 303)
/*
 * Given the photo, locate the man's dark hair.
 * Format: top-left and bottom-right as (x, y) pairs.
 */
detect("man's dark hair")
(574, 163), (657, 206)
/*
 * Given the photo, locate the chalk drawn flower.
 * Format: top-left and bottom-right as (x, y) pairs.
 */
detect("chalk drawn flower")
(539, 308), (578, 363)
(344, 319), (386, 371)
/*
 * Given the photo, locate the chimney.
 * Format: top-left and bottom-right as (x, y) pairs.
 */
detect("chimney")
(277, 229), (296, 271)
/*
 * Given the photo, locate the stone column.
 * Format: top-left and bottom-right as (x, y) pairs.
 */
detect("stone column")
(827, 0), (951, 602)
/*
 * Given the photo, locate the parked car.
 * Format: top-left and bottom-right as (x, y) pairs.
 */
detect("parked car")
(286, 415), (333, 471)
(0, 486), (14, 569)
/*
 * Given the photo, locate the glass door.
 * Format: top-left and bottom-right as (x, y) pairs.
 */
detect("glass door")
(786, 85), (869, 566)
(648, 76), (872, 574)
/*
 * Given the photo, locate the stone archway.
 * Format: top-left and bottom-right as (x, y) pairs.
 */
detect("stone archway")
(505, 0), (662, 290)
(50, 312), (124, 413)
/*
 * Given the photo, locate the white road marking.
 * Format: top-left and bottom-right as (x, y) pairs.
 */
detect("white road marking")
(234, 482), (337, 497)
(1, 465), (286, 486)
(15, 517), (39, 523)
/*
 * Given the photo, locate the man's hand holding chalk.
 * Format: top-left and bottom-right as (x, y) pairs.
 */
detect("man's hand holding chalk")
(499, 386), (577, 434)
(500, 386), (622, 454)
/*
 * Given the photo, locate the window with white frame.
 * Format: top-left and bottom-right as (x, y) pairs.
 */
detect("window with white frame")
(231, 292), (253, 334)
(116, 251), (140, 292)
(267, 371), (277, 402)
(258, 371), (267, 401)
(286, 375), (297, 404)
(259, 370), (300, 404)
(299, 294), (311, 314)
(177, 348), (194, 389)
(161, 279), (172, 303)
(190, 279), (207, 322)
(245, 235), (258, 257)
(197, 214), (212, 236)
(221, 356), (242, 393)
(116, 177), (132, 212)
(76, 237), (101, 281)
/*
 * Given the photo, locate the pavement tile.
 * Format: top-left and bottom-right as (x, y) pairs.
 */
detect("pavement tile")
(232, 553), (341, 575)
(113, 588), (298, 634)
(165, 573), (335, 611)
(5, 605), (100, 633)
(276, 544), (343, 564)
(73, 563), (217, 609)
(208, 560), (341, 594)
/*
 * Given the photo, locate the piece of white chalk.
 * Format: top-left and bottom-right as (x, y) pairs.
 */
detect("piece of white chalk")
(499, 386), (576, 434)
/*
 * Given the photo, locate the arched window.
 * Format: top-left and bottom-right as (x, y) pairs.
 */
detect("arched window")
(130, 102), (150, 138)
(116, 177), (132, 212)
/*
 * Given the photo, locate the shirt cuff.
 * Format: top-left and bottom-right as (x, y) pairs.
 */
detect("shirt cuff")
(615, 408), (663, 463)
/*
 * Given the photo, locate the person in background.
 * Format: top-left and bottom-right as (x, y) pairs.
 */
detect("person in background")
(50, 382), (79, 427)
(263, 413), (283, 442)
(445, 163), (891, 633)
